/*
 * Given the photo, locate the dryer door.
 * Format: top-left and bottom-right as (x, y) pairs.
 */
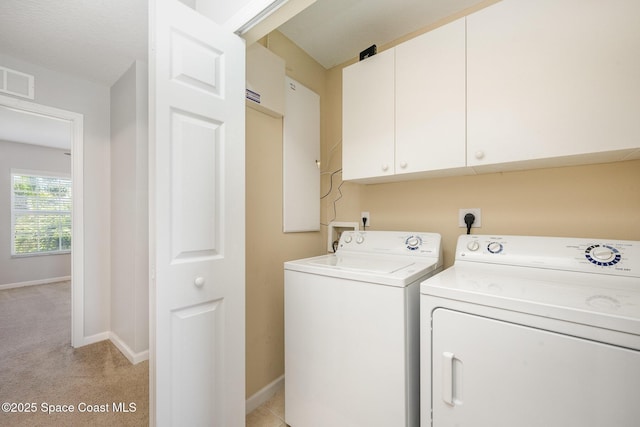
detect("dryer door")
(431, 309), (640, 427)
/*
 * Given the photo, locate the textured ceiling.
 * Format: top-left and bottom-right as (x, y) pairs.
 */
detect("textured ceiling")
(0, 0), (487, 151)
(0, 0), (486, 150)
(0, 0), (147, 87)
(279, 0), (483, 69)
(0, 0), (485, 85)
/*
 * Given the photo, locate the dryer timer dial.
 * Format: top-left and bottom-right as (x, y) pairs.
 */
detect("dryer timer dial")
(585, 244), (621, 266)
(487, 241), (504, 254)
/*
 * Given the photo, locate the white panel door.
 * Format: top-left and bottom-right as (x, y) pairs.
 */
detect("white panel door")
(149, 1), (245, 426)
(431, 309), (640, 427)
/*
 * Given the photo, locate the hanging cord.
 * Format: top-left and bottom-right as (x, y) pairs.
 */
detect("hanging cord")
(320, 168), (343, 226)
(320, 139), (343, 226)
(321, 168), (342, 199)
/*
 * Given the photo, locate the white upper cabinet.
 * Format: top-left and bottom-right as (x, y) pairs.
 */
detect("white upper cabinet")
(396, 18), (466, 176)
(342, 18), (466, 183)
(467, 0), (640, 170)
(342, 0), (640, 183)
(342, 48), (395, 181)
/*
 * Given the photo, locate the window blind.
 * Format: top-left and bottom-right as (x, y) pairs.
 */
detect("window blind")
(11, 172), (72, 255)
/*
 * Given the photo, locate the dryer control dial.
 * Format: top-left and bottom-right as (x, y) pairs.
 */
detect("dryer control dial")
(591, 247), (614, 261)
(585, 244), (621, 266)
(356, 235), (365, 244)
(487, 241), (504, 254)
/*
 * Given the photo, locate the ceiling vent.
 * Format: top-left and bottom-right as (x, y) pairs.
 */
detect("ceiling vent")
(1, 66), (35, 100)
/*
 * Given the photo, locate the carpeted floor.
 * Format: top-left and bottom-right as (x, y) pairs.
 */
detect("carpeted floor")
(0, 281), (149, 426)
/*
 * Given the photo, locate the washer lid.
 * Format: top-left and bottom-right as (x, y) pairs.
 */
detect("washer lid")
(307, 253), (415, 274)
(421, 262), (640, 335)
(285, 253), (440, 287)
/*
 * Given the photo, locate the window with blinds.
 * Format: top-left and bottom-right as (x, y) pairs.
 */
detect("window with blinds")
(11, 171), (72, 256)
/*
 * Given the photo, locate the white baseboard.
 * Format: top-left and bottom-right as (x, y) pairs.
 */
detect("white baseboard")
(246, 375), (284, 414)
(109, 332), (149, 365)
(74, 331), (149, 365)
(79, 331), (110, 347)
(0, 275), (71, 291)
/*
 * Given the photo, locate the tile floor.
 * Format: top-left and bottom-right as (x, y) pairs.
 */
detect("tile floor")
(246, 387), (287, 427)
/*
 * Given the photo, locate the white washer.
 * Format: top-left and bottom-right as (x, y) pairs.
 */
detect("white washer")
(285, 230), (443, 427)
(420, 235), (640, 427)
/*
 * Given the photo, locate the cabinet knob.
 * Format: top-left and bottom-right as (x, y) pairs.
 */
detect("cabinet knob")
(399, 161), (408, 169)
(475, 151), (485, 160)
(381, 164), (389, 172)
(194, 277), (205, 287)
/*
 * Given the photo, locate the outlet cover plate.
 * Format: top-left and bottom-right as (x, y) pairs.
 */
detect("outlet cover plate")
(458, 208), (482, 228)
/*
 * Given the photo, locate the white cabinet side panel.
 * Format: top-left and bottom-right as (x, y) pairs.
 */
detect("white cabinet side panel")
(283, 77), (320, 232)
(285, 271), (409, 426)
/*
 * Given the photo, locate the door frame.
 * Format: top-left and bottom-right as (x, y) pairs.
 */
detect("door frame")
(0, 94), (84, 347)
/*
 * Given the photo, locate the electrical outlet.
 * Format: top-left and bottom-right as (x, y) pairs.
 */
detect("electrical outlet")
(361, 211), (370, 227)
(458, 208), (482, 228)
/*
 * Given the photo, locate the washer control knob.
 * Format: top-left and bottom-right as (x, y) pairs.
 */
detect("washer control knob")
(356, 235), (365, 244)
(344, 235), (352, 244)
(406, 235), (421, 250)
(466, 240), (480, 251)
(487, 241), (503, 254)
(591, 247), (614, 261)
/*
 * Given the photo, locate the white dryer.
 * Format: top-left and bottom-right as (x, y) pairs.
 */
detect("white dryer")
(285, 230), (443, 427)
(420, 235), (640, 427)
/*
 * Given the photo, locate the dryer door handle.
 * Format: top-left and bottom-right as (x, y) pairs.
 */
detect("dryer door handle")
(442, 352), (463, 406)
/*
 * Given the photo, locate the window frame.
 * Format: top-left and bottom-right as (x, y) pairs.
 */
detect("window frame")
(10, 169), (72, 257)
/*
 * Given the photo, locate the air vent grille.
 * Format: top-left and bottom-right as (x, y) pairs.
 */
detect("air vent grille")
(1, 66), (35, 99)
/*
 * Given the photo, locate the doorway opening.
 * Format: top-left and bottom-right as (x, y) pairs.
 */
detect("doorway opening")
(0, 94), (84, 347)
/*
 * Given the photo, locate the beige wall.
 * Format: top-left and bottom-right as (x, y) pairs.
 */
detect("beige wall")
(341, 161), (640, 268)
(245, 32), (327, 397)
(246, 6), (640, 397)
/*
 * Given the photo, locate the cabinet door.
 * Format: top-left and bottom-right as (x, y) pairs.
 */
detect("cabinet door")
(342, 49), (395, 181)
(467, 0), (640, 168)
(432, 309), (640, 427)
(396, 18), (466, 175)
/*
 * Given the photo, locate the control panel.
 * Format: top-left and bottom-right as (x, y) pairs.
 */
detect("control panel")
(338, 231), (441, 259)
(456, 235), (640, 277)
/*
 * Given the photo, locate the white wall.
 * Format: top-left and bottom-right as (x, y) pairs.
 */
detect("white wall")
(110, 60), (149, 360)
(0, 53), (111, 338)
(0, 140), (71, 286)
